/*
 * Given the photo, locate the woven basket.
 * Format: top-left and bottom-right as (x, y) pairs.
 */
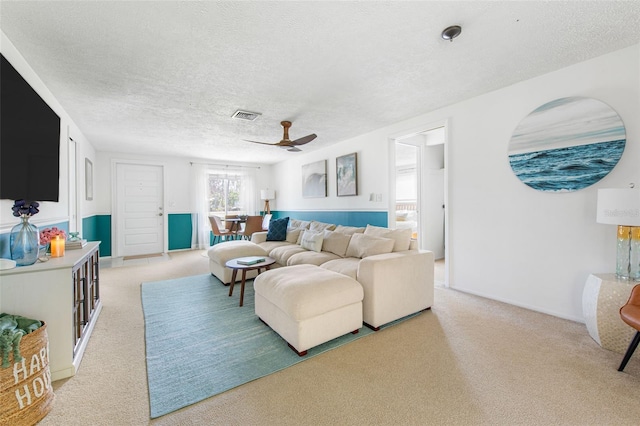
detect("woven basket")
(0, 322), (54, 426)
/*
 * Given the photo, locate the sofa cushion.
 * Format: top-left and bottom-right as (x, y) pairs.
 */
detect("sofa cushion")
(321, 257), (360, 280)
(208, 240), (268, 263)
(322, 230), (351, 257)
(258, 241), (292, 255)
(267, 216), (289, 241)
(253, 264), (363, 321)
(334, 225), (365, 235)
(287, 250), (341, 266)
(269, 244), (307, 265)
(300, 230), (324, 252)
(289, 219), (311, 230)
(364, 225), (411, 252)
(345, 233), (395, 258)
(309, 220), (337, 232)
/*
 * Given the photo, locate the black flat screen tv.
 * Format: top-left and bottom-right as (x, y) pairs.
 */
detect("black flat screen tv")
(1, 54), (61, 202)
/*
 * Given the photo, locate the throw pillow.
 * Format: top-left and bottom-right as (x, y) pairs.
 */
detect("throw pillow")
(345, 233), (395, 258)
(289, 219), (311, 230)
(309, 220), (337, 232)
(334, 225), (365, 235)
(285, 229), (302, 244)
(364, 225), (411, 252)
(266, 217), (289, 241)
(300, 230), (323, 252)
(322, 230), (351, 257)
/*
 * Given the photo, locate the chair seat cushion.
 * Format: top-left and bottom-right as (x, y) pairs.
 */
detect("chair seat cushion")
(254, 264), (363, 321)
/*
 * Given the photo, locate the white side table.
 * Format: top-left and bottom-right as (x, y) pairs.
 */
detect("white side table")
(583, 273), (637, 353)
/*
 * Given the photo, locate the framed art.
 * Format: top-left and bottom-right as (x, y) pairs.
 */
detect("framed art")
(85, 158), (93, 201)
(302, 160), (327, 198)
(336, 152), (357, 196)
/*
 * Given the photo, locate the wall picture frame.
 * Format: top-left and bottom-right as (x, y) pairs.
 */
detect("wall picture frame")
(336, 152), (357, 197)
(85, 158), (93, 201)
(302, 160), (327, 198)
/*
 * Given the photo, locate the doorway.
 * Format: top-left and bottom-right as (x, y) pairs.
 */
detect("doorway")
(68, 133), (78, 234)
(114, 162), (165, 257)
(390, 122), (447, 283)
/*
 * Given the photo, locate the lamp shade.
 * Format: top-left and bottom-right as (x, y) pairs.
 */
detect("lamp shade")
(596, 188), (640, 226)
(260, 189), (275, 201)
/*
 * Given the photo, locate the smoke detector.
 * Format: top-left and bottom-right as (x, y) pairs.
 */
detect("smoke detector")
(232, 110), (261, 121)
(441, 25), (462, 42)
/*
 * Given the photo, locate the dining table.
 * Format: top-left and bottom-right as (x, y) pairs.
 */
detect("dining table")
(224, 217), (246, 238)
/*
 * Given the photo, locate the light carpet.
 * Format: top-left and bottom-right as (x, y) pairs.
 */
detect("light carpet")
(142, 273), (407, 418)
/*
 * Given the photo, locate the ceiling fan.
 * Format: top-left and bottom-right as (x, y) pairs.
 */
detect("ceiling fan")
(244, 121), (317, 152)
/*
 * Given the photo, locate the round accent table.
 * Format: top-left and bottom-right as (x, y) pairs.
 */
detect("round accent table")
(582, 273), (638, 353)
(225, 256), (276, 307)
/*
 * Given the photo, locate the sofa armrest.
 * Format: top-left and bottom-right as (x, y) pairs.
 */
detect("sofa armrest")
(357, 250), (434, 328)
(251, 231), (268, 244)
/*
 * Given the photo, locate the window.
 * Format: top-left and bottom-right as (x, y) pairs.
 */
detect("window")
(208, 172), (246, 217)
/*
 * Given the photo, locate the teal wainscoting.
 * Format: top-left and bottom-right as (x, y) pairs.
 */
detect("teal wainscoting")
(83, 215), (112, 257)
(0, 220), (69, 259)
(168, 213), (192, 250)
(270, 211), (387, 228)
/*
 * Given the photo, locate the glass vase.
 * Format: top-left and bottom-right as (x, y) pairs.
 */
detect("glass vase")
(10, 216), (40, 266)
(630, 226), (640, 281)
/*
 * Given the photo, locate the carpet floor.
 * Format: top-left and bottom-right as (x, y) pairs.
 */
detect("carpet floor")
(142, 273), (385, 418)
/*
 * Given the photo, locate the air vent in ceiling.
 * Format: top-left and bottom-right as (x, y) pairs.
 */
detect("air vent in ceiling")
(232, 110), (261, 121)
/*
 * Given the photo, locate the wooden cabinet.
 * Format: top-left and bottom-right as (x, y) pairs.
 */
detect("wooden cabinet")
(0, 242), (102, 381)
(72, 246), (100, 358)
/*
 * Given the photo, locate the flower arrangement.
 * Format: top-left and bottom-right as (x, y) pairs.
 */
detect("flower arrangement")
(12, 200), (39, 217)
(40, 227), (66, 246)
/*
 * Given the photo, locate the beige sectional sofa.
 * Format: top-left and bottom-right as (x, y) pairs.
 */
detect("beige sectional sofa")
(208, 219), (435, 330)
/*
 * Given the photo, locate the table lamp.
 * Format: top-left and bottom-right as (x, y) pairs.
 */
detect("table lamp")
(260, 189), (275, 215)
(596, 187), (640, 280)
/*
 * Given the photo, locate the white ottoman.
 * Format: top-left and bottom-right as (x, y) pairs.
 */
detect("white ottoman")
(254, 264), (364, 356)
(208, 240), (269, 285)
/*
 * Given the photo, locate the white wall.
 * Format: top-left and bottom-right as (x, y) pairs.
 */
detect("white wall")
(273, 131), (390, 212)
(272, 44), (640, 322)
(0, 32), (96, 233)
(94, 151), (273, 216)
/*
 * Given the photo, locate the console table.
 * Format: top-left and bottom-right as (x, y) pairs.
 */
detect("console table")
(582, 273), (637, 354)
(0, 242), (101, 381)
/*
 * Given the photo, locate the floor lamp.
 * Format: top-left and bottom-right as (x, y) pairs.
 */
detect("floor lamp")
(596, 187), (640, 280)
(260, 189), (275, 215)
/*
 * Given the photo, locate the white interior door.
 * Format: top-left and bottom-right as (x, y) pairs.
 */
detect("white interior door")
(115, 163), (164, 257)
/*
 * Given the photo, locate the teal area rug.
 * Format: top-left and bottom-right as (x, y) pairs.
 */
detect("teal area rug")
(142, 274), (378, 418)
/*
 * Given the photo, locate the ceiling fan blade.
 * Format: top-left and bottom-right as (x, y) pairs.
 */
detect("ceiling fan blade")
(243, 139), (279, 146)
(291, 134), (317, 146)
(287, 146), (302, 152)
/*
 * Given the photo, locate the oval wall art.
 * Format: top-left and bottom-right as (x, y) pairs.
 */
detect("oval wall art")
(508, 97), (626, 192)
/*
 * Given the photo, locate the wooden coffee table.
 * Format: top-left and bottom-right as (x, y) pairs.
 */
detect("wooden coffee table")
(225, 256), (276, 306)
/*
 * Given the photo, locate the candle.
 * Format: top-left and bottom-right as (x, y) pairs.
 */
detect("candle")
(50, 236), (65, 257)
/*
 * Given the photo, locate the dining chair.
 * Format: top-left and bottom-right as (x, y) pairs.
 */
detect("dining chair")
(237, 216), (264, 240)
(262, 213), (272, 231)
(618, 283), (640, 372)
(224, 214), (242, 237)
(209, 215), (233, 245)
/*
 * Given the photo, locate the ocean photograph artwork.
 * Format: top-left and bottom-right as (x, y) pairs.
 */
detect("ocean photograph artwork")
(508, 97), (626, 192)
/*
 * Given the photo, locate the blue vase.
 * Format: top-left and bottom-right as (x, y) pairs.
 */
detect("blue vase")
(10, 216), (39, 266)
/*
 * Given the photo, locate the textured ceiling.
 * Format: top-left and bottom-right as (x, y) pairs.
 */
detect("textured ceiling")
(2, 1), (639, 165)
